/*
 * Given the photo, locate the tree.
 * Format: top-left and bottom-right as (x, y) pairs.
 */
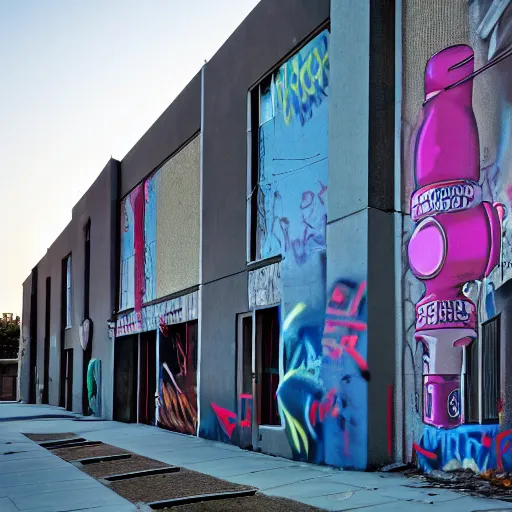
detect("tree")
(0, 315), (20, 359)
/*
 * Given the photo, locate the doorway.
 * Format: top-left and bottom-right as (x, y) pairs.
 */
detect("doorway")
(64, 349), (73, 411)
(139, 331), (157, 425)
(113, 335), (138, 423)
(158, 321), (198, 435)
(236, 313), (253, 449)
(42, 277), (51, 404)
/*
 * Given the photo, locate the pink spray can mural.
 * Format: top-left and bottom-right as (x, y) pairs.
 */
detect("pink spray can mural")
(408, 45), (503, 429)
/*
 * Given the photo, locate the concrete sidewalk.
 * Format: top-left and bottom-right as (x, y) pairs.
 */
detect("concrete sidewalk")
(1, 403), (512, 511)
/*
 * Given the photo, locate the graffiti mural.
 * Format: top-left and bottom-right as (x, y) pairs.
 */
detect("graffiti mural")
(277, 280), (368, 469)
(256, 29), (329, 262)
(120, 185), (145, 312)
(143, 171), (159, 304)
(407, 17), (512, 471)
(87, 358), (101, 417)
(158, 321), (198, 435)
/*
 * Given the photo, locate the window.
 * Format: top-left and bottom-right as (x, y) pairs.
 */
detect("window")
(65, 255), (72, 328)
(482, 316), (500, 422)
(465, 315), (501, 423)
(465, 338), (479, 423)
(247, 29), (329, 263)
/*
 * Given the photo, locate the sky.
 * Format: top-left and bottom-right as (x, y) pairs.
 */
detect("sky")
(0, 0), (260, 316)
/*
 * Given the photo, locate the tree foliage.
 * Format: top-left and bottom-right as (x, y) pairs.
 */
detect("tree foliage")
(0, 315), (20, 359)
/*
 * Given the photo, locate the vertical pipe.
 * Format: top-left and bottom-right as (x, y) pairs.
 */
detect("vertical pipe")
(394, 0), (404, 463)
(146, 338), (149, 422)
(196, 62), (206, 437)
(156, 328), (160, 425)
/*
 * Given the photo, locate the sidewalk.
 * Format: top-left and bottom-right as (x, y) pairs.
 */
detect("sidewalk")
(1, 403), (512, 511)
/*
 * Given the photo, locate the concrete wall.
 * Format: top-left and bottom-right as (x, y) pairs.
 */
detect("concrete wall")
(328, 0), (396, 467)
(22, 160), (118, 417)
(155, 135), (200, 298)
(70, 159), (119, 418)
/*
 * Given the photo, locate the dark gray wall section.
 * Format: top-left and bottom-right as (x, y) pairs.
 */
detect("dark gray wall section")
(120, 72), (201, 198)
(368, 0), (395, 212)
(199, 271), (248, 440)
(328, 0), (396, 467)
(367, 207), (396, 466)
(24, 159), (119, 415)
(202, 0), (330, 284)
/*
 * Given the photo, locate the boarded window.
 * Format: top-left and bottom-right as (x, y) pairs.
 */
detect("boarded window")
(482, 316), (500, 422)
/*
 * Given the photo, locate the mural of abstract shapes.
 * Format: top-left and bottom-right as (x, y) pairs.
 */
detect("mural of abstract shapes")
(158, 321), (198, 435)
(256, 30), (329, 262)
(87, 358), (101, 417)
(119, 185), (145, 312)
(415, 424), (512, 474)
(143, 170), (160, 304)
(276, 280), (368, 470)
(120, 193), (135, 311)
(408, 45), (503, 432)
(274, 30), (329, 127)
(211, 394), (252, 448)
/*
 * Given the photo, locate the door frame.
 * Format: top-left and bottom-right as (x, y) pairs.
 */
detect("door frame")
(236, 313), (252, 425)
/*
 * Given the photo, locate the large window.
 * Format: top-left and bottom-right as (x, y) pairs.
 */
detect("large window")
(465, 315), (501, 423)
(247, 29), (329, 264)
(482, 316), (500, 422)
(65, 255), (72, 328)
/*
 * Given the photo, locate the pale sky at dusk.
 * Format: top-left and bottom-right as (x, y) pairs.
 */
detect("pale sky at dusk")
(0, 0), (260, 316)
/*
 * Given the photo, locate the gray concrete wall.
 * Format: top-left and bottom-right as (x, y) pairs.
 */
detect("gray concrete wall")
(120, 73), (201, 198)
(23, 160), (118, 417)
(328, 0), (396, 467)
(198, 272), (247, 439)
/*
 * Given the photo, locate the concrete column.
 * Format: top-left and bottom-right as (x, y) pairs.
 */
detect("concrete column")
(328, 0), (397, 467)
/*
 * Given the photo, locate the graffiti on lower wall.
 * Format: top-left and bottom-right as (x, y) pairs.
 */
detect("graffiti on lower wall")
(158, 321), (198, 435)
(407, 4), (512, 471)
(277, 279), (368, 469)
(87, 358), (101, 417)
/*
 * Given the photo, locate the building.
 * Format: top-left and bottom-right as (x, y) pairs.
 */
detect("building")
(20, 0), (512, 473)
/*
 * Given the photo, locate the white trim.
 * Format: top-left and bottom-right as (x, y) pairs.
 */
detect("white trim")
(246, 91), (252, 263)
(155, 328), (160, 425)
(109, 334), (115, 420)
(237, 312), (253, 425)
(394, 0), (404, 463)
(478, 284), (483, 424)
(251, 309), (258, 449)
(196, 62), (206, 437)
